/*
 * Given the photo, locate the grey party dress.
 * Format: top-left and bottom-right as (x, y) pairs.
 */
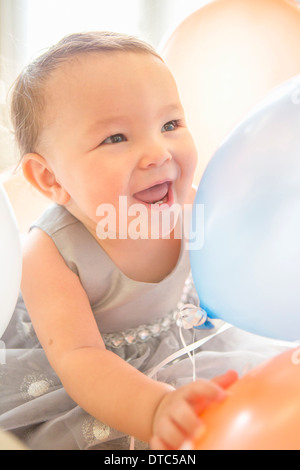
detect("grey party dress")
(0, 204), (292, 450)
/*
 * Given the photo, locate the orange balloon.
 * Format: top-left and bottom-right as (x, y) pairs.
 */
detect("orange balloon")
(162, 0), (300, 185)
(193, 348), (300, 450)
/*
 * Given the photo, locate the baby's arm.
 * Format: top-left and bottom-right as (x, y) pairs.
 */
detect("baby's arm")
(21, 228), (236, 447)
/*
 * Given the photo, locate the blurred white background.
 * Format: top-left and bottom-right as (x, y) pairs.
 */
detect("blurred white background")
(0, 0), (209, 231)
(1, 0), (300, 233)
(0, 0), (210, 170)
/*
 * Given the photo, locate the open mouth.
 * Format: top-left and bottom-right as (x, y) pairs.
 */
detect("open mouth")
(133, 181), (172, 206)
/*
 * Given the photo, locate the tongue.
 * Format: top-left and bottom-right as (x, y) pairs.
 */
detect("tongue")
(134, 182), (169, 204)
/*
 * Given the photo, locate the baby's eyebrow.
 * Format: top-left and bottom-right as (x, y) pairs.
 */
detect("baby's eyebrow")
(85, 115), (126, 135)
(158, 103), (184, 116)
(85, 103), (184, 137)
(157, 103), (184, 117)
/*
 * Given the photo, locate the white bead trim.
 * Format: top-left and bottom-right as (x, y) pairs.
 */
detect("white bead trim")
(102, 274), (194, 349)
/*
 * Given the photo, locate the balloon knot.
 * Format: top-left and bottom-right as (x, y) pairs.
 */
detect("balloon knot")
(175, 304), (207, 330)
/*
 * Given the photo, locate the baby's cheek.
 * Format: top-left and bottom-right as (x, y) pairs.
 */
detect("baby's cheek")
(183, 138), (198, 172)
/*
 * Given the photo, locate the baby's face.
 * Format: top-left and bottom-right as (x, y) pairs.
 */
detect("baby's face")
(39, 51), (198, 236)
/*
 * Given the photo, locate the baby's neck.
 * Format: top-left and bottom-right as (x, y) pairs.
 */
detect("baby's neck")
(99, 236), (182, 283)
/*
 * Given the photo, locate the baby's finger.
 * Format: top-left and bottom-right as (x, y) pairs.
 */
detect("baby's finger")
(150, 435), (169, 451)
(180, 425), (206, 450)
(169, 398), (204, 436)
(193, 371), (238, 415)
(212, 370), (239, 390)
(154, 415), (186, 450)
(180, 379), (229, 416)
(182, 379), (227, 405)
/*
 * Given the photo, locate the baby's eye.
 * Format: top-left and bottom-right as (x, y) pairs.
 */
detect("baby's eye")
(101, 134), (127, 145)
(161, 120), (180, 133)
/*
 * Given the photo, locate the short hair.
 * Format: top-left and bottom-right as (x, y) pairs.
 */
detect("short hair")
(10, 31), (163, 158)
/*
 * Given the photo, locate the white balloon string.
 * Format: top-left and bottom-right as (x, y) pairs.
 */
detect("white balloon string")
(179, 326), (197, 382)
(192, 329), (196, 381)
(147, 323), (233, 379)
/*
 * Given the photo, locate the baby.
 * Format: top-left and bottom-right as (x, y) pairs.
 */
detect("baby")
(2, 31), (237, 450)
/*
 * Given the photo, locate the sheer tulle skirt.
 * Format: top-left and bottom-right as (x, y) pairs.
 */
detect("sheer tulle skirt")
(0, 295), (293, 450)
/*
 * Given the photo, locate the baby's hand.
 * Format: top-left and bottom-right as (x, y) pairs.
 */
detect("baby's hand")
(150, 370), (238, 450)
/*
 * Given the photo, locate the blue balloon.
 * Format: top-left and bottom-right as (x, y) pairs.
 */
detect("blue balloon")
(190, 74), (300, 342)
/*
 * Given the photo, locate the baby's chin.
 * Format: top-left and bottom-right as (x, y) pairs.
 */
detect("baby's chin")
(95, 205), (182, 242)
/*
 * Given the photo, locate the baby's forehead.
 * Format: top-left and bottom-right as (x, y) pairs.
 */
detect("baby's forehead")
(41, 52), (115, 109)
(44, 50), (169, 102)
(51, 49), (163, 78)
(40, 50), (175, 131)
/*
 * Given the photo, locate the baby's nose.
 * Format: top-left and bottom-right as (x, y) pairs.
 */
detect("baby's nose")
(138, 144), (172, 168)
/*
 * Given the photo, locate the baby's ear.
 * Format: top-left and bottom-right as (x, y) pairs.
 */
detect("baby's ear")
(22, 153), (70, 205)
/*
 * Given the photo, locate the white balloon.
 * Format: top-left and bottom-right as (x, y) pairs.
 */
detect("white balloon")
(0, 184), (22, 338)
